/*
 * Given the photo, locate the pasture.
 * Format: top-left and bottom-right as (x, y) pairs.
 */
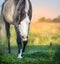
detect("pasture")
(0, 21), (60, 64)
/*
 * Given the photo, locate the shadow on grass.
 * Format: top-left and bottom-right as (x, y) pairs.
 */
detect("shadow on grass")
(25, 52), (49, 59)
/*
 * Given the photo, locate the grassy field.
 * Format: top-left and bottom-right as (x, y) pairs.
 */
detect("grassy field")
(0, 45), (60, 64)
(0, 22), (60, 64)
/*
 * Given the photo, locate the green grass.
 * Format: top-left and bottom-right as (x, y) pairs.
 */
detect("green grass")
(0, 23), (60, 64)
(0, 45), (60, 64)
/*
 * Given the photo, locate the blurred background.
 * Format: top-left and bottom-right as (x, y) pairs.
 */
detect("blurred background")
(0, 0), (60, 63)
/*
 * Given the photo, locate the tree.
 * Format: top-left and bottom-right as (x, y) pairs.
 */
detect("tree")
(38, 17), (46, 22)
(52, 16), (60, 22)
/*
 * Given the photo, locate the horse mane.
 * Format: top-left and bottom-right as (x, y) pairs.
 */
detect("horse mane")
(13, 0), (26, 24)
(15, 0), (32, 24)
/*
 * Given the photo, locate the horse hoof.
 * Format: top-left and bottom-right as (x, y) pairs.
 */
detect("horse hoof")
(17, 55), (23, 59)
(17, 54), (23, 59)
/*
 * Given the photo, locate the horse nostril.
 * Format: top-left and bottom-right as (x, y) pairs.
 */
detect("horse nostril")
(22, 36), (25, 39)
(22, 36), (28, 41)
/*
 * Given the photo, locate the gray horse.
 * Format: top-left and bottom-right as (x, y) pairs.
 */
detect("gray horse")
(1, 0), (32, 58)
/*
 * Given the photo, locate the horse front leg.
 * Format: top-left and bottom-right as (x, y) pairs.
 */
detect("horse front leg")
(17, 35), (23, 58)
(22, 39), (28, 53)
(5, 22), (11, 53)
(14, 23), (23, 58)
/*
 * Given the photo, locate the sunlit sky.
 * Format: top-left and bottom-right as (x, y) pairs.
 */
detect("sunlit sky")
(0, 0), (60, 21)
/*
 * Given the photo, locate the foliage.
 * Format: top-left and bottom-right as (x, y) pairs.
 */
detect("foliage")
(38, 17), (46, 22)
(53, 16), (60, 22)
(38, 16), (60, 22)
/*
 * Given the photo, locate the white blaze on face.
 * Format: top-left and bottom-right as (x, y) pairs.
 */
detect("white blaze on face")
(19, 14), (30, 41)
(19, 0), (30, 41)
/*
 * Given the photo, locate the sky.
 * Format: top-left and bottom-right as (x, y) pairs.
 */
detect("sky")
(0, 0), (60, 21)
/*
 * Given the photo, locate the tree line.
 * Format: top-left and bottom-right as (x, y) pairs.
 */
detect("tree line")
(38, 16), (60, 22)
